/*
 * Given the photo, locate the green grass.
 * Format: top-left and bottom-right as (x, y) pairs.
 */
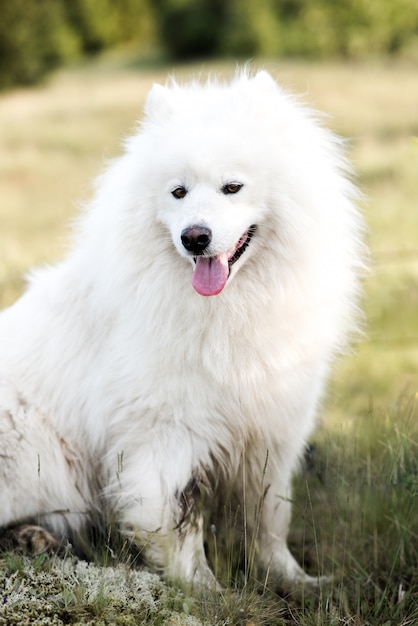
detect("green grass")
(0, 53), (417, 625)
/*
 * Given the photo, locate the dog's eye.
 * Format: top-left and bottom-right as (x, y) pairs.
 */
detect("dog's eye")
(222, 183), (243, 195)
(172, 186), (188, 199)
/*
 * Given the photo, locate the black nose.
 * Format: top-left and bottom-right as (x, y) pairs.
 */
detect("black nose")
(181, 225), (212, 254)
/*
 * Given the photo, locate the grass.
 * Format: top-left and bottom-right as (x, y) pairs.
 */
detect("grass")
(0, 53), (417, 624)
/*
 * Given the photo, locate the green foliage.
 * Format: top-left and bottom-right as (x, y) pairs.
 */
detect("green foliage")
(152, 0), (227, 59)
(66, 0), (154, 54)
(155, 0), (418, 59)
(0, 0), (153, 89)
(1, 0), (418, 87)
(0, 0), (79, 89)
(301, 0), (418, 58)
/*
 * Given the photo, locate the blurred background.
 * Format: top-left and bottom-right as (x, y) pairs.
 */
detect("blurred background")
(1, 0), (418, 88)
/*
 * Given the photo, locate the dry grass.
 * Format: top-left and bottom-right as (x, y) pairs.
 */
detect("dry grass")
(0, 53), (417, 624)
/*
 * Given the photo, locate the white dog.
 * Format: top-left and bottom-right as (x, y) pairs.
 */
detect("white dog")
(0, 70), (364, 591)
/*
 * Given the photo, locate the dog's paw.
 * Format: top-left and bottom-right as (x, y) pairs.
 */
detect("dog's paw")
(281, 572), (333, 600)
(299, 572), (332, 591)
(0, 524), (59, 555)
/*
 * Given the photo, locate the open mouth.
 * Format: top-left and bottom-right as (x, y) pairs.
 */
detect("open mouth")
(227, 225), (257, 269)
(192, 225), (257, 297)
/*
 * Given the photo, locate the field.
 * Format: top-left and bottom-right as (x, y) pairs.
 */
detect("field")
(0, 54), (417, 625)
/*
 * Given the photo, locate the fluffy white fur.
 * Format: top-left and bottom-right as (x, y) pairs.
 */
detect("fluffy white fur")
(0, 70), (364, 590)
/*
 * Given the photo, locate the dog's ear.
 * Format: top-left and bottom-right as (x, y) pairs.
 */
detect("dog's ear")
(144, 83), (173, 120)
(253, 71), (278, 92)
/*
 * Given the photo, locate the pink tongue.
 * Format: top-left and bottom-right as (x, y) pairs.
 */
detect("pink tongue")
(192, 254), (229, 296)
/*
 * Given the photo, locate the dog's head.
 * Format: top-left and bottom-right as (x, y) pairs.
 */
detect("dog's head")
(136, 71), (284, 296)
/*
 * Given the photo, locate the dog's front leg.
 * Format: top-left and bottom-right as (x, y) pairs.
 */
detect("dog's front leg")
(242, 442), (324, 593)
(109, 460), (218, 588)
(156, 508), (217, 587)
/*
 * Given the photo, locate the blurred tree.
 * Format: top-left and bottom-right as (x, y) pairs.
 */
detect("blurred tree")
(113, 0), (155, 45)
(0, 0), (79, 88)
(153, 0), (227, 58)
(221, 0), (281, 56)
(66, 0), (153, 54)
(1, 0), (417, 89)
(155, 0), (418, 59)
(302, 0), (418, 57)
(0, 0), (154, 89)
(65, 0), (119, 53)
